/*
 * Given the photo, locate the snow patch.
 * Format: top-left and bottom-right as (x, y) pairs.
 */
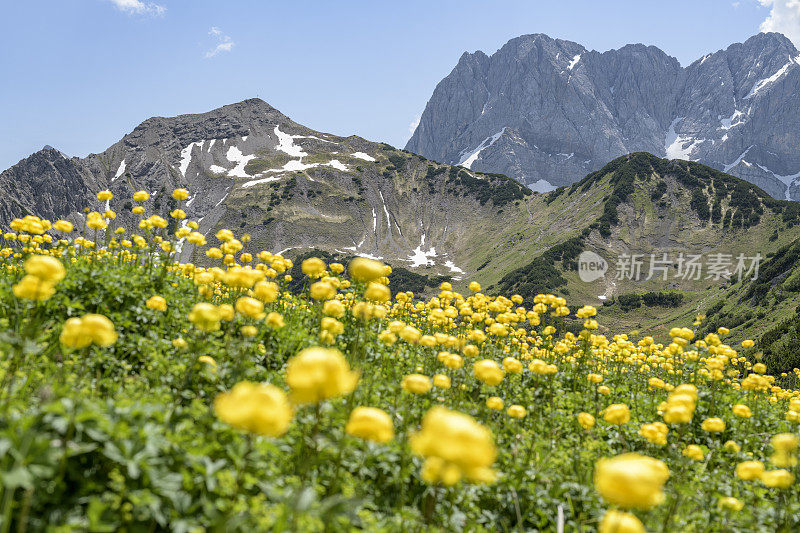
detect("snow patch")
(720, 109), (744, 130)
(379, 191), (391, 234)
(352, 152), (376, 162)
(457, 128), (506, 169)
(328, 159), (348, 171)
(567, 54), (581, 70)
(665, 118), (704, 160)
(179, 141), (204, 176)
(241, 175), (284, 189)
(209, 164), (227, 174)
(443, 260), (464, 275)
(745, 61), (795, 99)
(226, 146), (256, 178)
(529, 179), (556, 193)
(408, 235), (437, 267)
(724, 145), (754, 172)
(274, 126), (308, 158)
(113, 160), (126, 181)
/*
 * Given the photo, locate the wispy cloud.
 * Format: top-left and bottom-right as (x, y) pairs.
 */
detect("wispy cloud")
(408, 115), (421, 137)
(204, 27), (235, 58)
(757, 0), (800, 48)
(107, 0), (166, 16)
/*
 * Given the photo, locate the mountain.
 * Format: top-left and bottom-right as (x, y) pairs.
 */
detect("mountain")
(0, 98), (533, 279)
(406, 32), (800, 199)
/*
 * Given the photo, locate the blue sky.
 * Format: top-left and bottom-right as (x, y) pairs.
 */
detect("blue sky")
(1, 0), (799, 171)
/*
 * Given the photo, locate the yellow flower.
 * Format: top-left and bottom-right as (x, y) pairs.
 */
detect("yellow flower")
(502, 357), (523, 374)
(433, 374), (451, 389)
(598, 386), (610, 395)
(252, 281), (280, 303)
(322, 299), (345, 318)
(214, 381), (292, 437)
(309, 281), (336, 301)
(741, 339), (754, 348)
(364, 282), (391, 303)
(402, 374), (432, 394)
(235, 296), (265, 319)
(760, 469), (794, 489)
(97, 190), (113, 201)
(145, 295), (167, 312)
(12, 275), (56, 301)
(578, 412), (596, 430)
(639, 422), (668, 446)
(301, 257), (326, 277)
(507, 405), (527, 419)
(468, 281), (481, 292)
(603, 404), (630, 425)
(188, 302), (222, 332)
(486, 397), (504, 411)
(473, 359), (504, 386)
(732, 404), (752, 418)
(723, 440), (741, 453)
(53, 220), (74, 232)
(133, 190), (150, 201)
(172, 338), (188, 349)
(594, 453), (669, 510)
(718, 497), (744, 511)
(410, 406), (496, 486)
(286, 347), (359, 404)
(348, 257), (387, 282)
(588, 373), (603, 383)
(60, 314), (117, 348)
(701, 417), (726, 433)
(683, 445), (704, 460)
(345, 407), (394, 443)
(172, 188), (189, 200)
(598, 510), (645, 533)
(266, 312), (285, 328)
(198, 355), (217, 369)
(24, 255), (65, 283)
(737, 460), (765, 481)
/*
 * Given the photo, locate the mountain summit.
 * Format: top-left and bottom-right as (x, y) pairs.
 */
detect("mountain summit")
(406, 32), (800, 199)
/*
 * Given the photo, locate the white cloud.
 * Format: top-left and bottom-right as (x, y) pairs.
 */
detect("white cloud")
(758, 0), (800, 48)
(107, 0), (166, 16)
(408, 115), (421, 136)
(204, 27), (235, 58)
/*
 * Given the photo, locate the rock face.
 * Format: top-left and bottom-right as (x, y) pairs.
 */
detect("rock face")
(406, 32), (800, 199)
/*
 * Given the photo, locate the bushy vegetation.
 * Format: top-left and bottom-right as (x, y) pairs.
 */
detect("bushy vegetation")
(606, 292), (685, 312)
(2, 192), (800, 532)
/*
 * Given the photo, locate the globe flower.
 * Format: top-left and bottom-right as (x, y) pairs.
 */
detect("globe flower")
(732, 404), (752, 418)
(432, 374), (451, 389)
(301, 257), (326, 277)
(53, 220), (74, 233)
(309, 281), (336, 301)
(760, 469), (795, 489)
(594, 453), (669, 510)
(507, 405), (527, 419)
(172, 188), (189, 200)
(60, 314), (117, 348)
(286, 347), (359, 404)
(133, 190), (150, 201)
(683, 445), (704, 461)
(736, 460), (765, 481)
(12, 275), (56, 301)
(24, 255), (65, 283)
(198, 355), (217, 369)
(252, 281), (280, 303)
(235, 296), (265, 319)
(701, 417), (726, 433)
(188, 302), (222, 332)
(97, 190), (113, 201)
(718, 497), (744, 511)
(402, 374), (432, 394)
(348, 257), (387, 283)
(410, 406), (496, 486)
(598, 510), (645, 533)
(146, 295), (167, 312)
(723, 440), (741, 453)
(578, 412), (596, 430)
(345, 407), (394, 443)
(486, 397), (504, 411)
(364, 282), (391, 303)
(639, 422), (668, 445)
(473, 359), (504, 386)
(214, 382), (292, 437)
(502, 357), (523, 374)
(603, 404), (630, 425)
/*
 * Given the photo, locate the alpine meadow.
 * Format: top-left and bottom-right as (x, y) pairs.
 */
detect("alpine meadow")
(2, 2), (800, 532)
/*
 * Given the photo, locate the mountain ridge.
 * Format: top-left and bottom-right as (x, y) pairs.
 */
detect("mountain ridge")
(406, 32), (800, 199)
